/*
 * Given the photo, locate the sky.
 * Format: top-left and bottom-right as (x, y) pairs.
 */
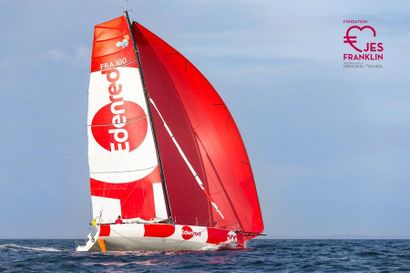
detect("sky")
(0, 0), (409, 239)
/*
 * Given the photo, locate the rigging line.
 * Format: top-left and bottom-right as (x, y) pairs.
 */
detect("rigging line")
(90, 165), (156, 174)
(149, 97), (225, 220)
(87, 114), (148, 127)
(94, 35), (129, 43)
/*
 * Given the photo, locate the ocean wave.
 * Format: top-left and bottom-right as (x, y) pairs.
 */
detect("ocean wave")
(1, 239), (410, 272)
(0, 243), (62, 252)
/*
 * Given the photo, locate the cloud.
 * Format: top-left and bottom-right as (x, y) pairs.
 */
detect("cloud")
(44, 45), (89, 66)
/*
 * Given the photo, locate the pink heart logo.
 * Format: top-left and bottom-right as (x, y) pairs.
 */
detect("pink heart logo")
(344, 25), (377, 52)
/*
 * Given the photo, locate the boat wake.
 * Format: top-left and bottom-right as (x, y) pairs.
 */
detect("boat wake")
(0, 243), (62, 252)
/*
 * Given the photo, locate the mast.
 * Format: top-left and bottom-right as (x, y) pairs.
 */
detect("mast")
(123, 10), (173, 222)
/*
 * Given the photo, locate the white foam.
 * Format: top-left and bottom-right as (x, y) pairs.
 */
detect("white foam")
(0, 243), (61, 252)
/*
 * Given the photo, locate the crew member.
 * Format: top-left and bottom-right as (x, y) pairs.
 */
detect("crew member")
(115, 215), (123, 224)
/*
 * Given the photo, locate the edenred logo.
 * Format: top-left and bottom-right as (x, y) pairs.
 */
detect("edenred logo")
(181, 226), (201, 240)
(91, 68), (148, 152)
(343, 25), (383, 53)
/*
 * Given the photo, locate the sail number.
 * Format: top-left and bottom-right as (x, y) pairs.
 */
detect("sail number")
(100, 58), (127, 70)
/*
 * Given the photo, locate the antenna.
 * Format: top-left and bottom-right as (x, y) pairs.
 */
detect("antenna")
(123, 0), (132, 13)
(123, 0), (128, 12)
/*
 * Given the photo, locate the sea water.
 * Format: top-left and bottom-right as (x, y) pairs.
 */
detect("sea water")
(0, 239), (409, 272)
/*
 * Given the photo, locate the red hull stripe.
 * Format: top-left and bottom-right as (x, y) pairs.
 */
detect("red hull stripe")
(206, 227), (229, 244)
(99, 225), (111, 237)
(144, 224), (175, 238)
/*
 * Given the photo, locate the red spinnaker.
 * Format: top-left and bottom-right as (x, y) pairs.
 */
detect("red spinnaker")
(133, 23), (264, 234)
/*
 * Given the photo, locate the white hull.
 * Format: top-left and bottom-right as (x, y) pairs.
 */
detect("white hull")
(76, 223), (244, 252)
(80, 236), (219, 252)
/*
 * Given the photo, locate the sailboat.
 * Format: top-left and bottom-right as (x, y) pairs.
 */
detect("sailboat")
(76, 11), (264, 252)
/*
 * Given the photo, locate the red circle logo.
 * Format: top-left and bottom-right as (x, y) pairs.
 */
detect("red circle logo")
(91, 101), (148, 152)
(181, 226), (194, 240)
